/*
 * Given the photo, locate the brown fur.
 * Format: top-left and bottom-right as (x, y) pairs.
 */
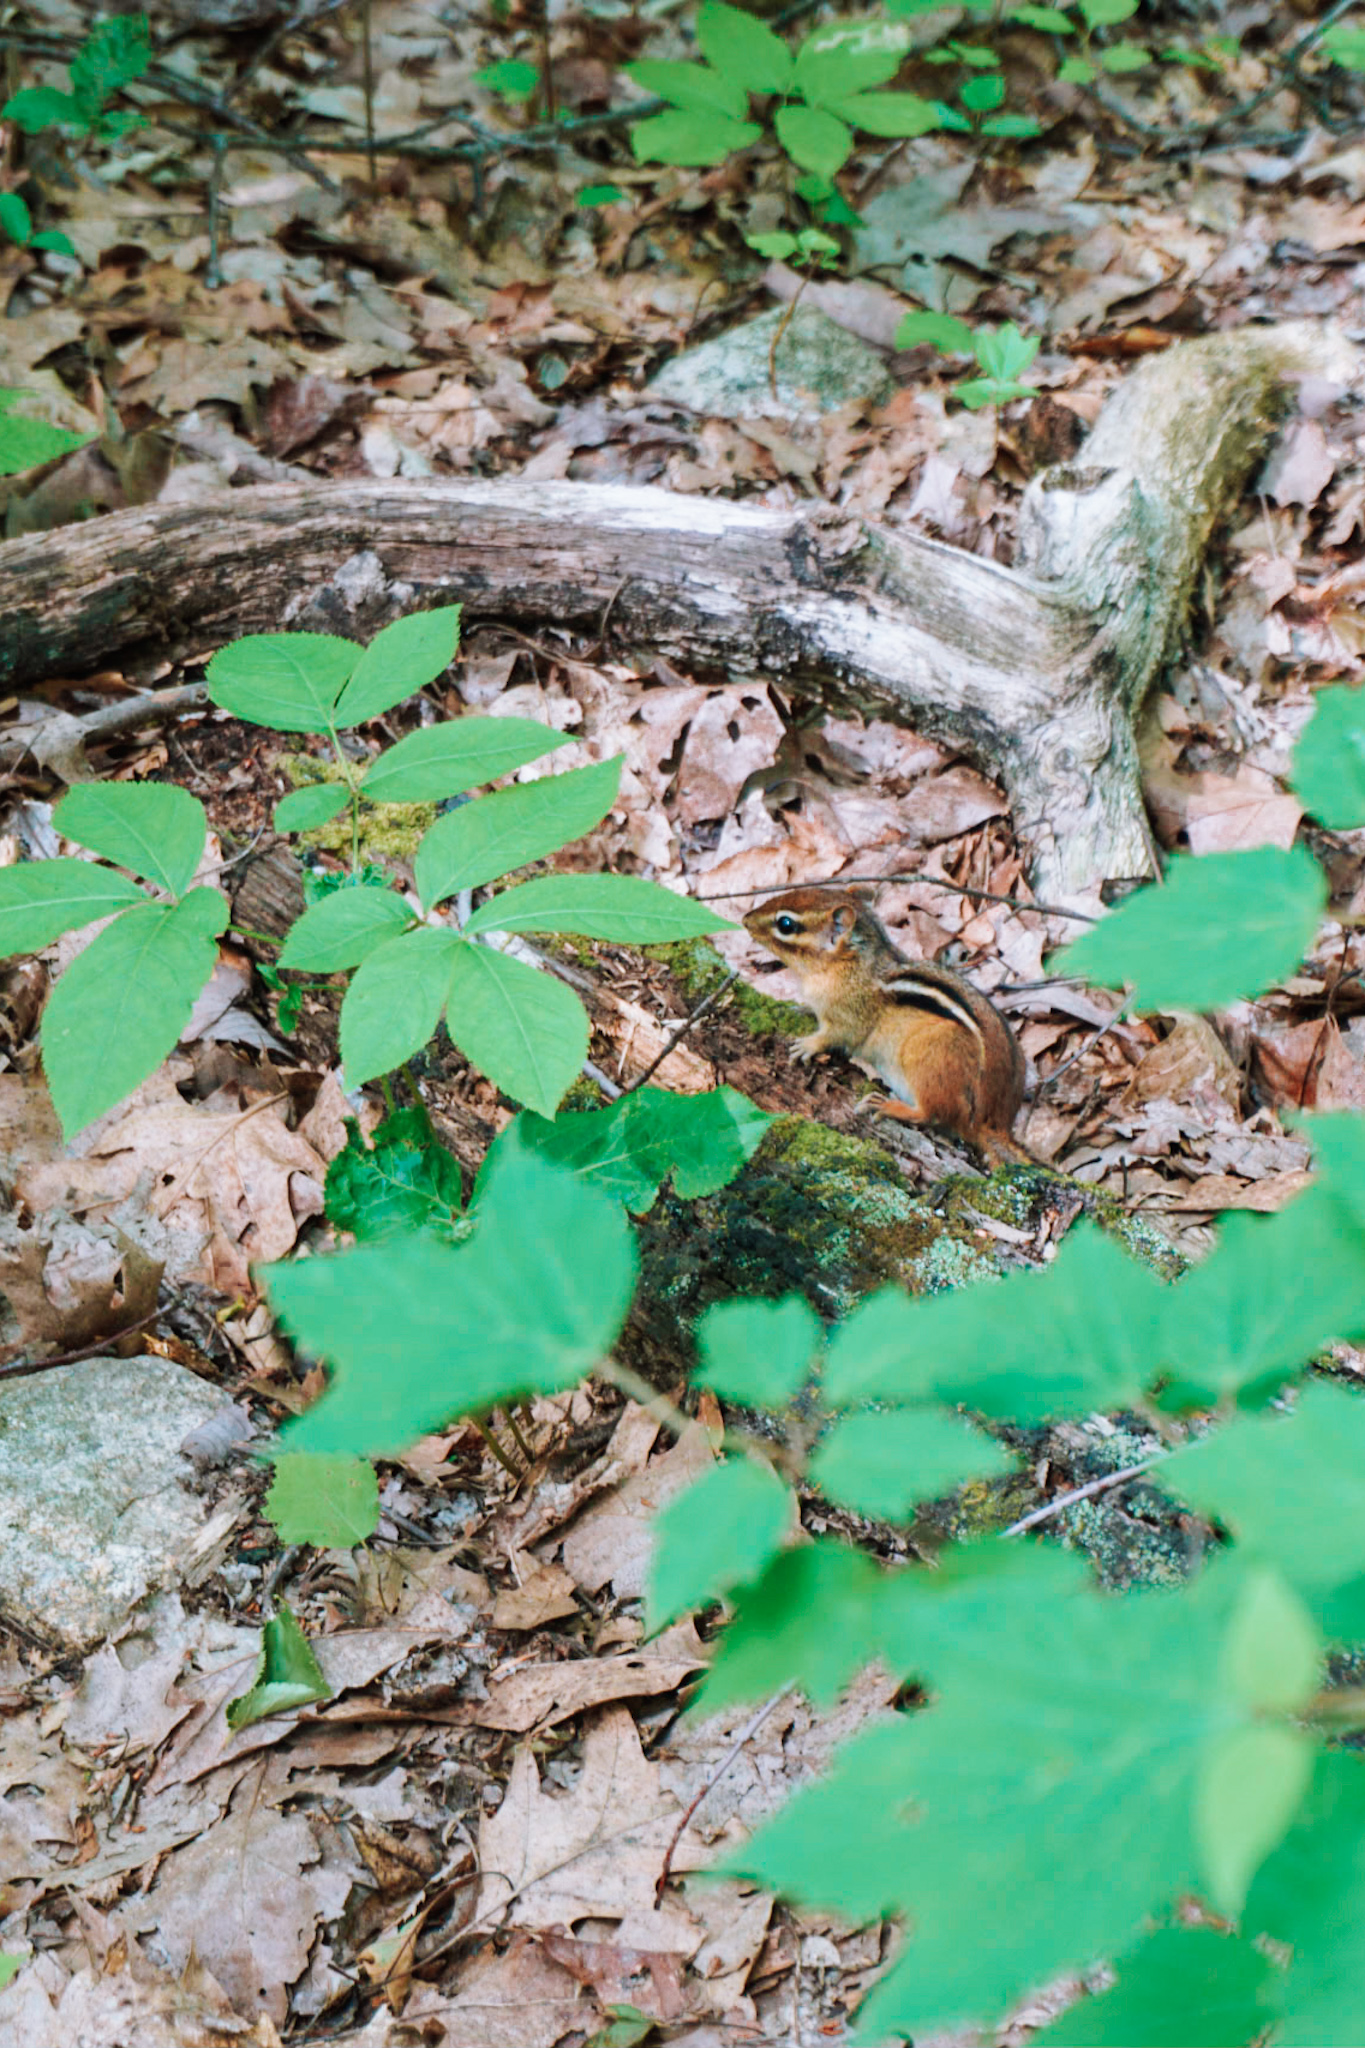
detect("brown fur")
(744, 888), (1031, 1164)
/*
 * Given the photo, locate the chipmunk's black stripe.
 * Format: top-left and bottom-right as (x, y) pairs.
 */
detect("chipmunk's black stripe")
(882, 975), (982, 1036)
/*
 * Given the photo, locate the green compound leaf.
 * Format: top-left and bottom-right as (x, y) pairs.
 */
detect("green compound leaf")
(324, 1108), (464, 1244)
(331, 605), (462, 727)
(0, 858), (144, 958)
(205, 632), (360, 733)
(631, 108), (762, 166)
(279, 885), (414, 972)
(697, 0), (794, 95)
(1245, 1751), (1365, 2043)
(794, 32), (901, 106)
(974, 321), (1039, 380)
(1035, 1926), (1281, 2046)
(464, 873), (733, 942)
(498, 1084), (774, 1212)
(694, 1540), (886, 1713)
(646, 1455), (794, 1630)
(272, 1137), (637, 1458)
(70, 10), (151, 107)
(834, 89), (943, 136)
(361, 715), (571, 803)
(54, 781), (206, 898)
(694, 1293), (822, 1409)
(226, 1603), (332, 1732)
(415, 756), (622, 907)
(822, 1222), (1166, 1423)
(726, 1556), (1266, 2039)
(1291, 684), (1365, 828)
(42, 893), (226, 1137)
(339, 926), (463, 1086)
(444, 942), (588, 1117)
(265, 1451), (381, 1547)
(624, 58), (748, 118)
(773, 104), (853, 176)
(274, 783), (350, 833)
(1161, 1383), (1365, 1609)
(809, 1409), (1014, 1520)
(1057, 846), (1327, 1012)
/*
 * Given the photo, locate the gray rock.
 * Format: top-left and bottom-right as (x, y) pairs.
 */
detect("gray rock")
(649, 304), (894, 422)
(0, 1355), (230, 1653)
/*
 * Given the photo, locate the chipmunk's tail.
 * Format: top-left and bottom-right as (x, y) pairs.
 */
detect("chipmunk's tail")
(979, 1126), (1049, 1170)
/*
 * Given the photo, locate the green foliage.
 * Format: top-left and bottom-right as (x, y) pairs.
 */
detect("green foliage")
(646, 1454), (794, 1629)
(1057, 846), (1327, 1012)
(894, 311), (1040, 407)
(0, 191), (76, 259)
(1325, 23), (1365, 72)
(808, 1408), (1013, 1518)
(495, 1084), (774, 1213)
(0, 1954), (23, 1991)
(226, 1603), (332, 1732)
(1035, 1925), (1281, 2045)
(1244, 1752), (1365, 2042)
(264, 1451), (381, 1547)
(54, 781), (206, 897)
(476, 59), (540, 104)
(324, 1109), (464, 1244)
(1290, 683), (1365, 829)
(0, 390), (92, 474)
(694, 1292), (821, 1407)
(207, 618), (730, 1116)
(270, 1138), (638, 1457)
(2, 12), (150, 142)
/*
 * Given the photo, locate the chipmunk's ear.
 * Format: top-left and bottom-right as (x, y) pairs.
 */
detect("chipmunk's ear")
(829, 902), (857, 942)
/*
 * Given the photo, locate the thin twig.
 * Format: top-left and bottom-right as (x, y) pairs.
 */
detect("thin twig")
(1001, 1452), (1170, 1537)
(623, 970), (738, 1095)
(655, 1688), (790, 1901)
(1034, 996), (1132, 1097)
(0, 1305), (165, 1382)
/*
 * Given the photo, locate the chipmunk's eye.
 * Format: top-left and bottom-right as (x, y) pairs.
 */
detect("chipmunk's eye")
(774, 914), (799, 936)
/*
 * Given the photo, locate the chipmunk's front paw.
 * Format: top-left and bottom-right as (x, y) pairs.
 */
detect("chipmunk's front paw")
(791, 1033), (828, 1064)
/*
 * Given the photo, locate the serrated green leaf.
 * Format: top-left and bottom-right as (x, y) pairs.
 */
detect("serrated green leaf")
(464, 873), (732, 942)
(272, 1137), (637, 1457)
(647, 1455), (794, 1629)
(415, 757), (622, 907)
(630, 108), (762, 166)
(54, 782), (206, 898)
(823, 1223), (1166, 1422)
(1291, 684), (1365, 828)
(834, 90), (942, 136)
(975, 322), (1039, 380)
(1057, 847), (1327, 1012)
(361, 715), (571, 803)
(0, 859), (145, 957)
(331, 606), (462, 727)
(42, 894), (225, 1136)
(494, 1084), (773, 1212)
(773, 103), (853, 176)
(727, 1556), (1247, 2037)
(697, 0), (794, 95)
(1161, 1384), (1365, 1609)
(70, 11), (151, 107)
(278, 885), (414, 971)
(274, 783), (351, 833)
(1245, 1751), (1365, 2041)
(894, 309), (976, 353)
(1035, 1927), (1281, 2046)
(265, 1451), (381, 1547)
(695, 1294), (822, 1408)
(444, 943), (587, 1117)
(794, 33), (901, 106)
(624, 58), (748, 118)
(694, 1540), (886, 1713)
(810, 1409), (1014, 1519)
(324, 1109), (464, 1243)
(205, 632), (360, 733)
(1195, 1722), (1314, 1916)
(226, 1603), (331, 1732)
(339, 926), (462, 1086)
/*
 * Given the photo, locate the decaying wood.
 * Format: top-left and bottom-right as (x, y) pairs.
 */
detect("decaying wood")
(0, 321), (1353, 891)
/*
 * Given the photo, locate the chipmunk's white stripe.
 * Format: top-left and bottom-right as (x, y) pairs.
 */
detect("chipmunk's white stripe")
(881, 971), (983, 1040)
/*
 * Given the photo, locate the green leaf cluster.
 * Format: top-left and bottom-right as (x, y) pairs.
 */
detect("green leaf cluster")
(893, 312), (1041, 408)
(2, 11), (150, 141)
(0, 781), (225, 1135)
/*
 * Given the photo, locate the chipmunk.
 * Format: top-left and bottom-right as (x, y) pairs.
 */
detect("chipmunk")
(744, 888), (1033, 1166)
